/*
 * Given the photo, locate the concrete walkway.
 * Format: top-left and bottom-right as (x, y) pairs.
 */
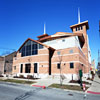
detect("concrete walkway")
(86, 74), (100, 94)
(31, 78), (70, 87)
(31, 76), (91, 87)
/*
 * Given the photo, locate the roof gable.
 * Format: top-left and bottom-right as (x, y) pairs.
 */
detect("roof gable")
(17, 38), (55, 52)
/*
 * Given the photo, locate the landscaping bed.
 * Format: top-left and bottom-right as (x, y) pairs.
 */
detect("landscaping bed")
(49, 84), (89, 91)
(0, 75), (4, 77)
(0, 79), (35, 85)
(13, 75), (40, 80)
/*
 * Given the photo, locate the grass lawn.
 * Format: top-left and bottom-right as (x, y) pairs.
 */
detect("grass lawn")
(69, 80), (91, 85)
(0, 79), (35, 85)
(49, 84), (89, 91)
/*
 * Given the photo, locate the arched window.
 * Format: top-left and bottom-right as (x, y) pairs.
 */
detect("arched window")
(19, 40), (44, 57)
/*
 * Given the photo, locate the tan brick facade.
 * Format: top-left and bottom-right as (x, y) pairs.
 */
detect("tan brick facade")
(13, 48), (49, 77)
(12, 21), (91, 80)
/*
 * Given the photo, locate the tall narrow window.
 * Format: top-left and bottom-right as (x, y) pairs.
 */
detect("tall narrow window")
(57, 63), (61, 69)
(70, 63), (74, 69)
(81, 26), (83, 30)
(25, 64), (31, 73)
(20, 64), (23, 73)
(76, 27), (77, 31)
(78, 27), (80, 30)
(34, 63), (37, 73)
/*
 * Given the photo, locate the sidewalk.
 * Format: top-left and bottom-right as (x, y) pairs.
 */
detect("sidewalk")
(31, 78), (70, 87)
(31, 76), (91, 87)
(86, 74), (100, 94)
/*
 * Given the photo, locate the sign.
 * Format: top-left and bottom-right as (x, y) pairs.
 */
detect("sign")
(79, 70), (83, 77)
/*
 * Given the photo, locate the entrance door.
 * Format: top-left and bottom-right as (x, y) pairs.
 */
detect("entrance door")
(34, 63), (38, 73)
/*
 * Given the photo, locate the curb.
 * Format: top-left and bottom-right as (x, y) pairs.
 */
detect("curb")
(31, 85), (46, 89)
(87, 91), (100, 95)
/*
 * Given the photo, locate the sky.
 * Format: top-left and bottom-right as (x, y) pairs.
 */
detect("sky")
(0, 0), (100, 67)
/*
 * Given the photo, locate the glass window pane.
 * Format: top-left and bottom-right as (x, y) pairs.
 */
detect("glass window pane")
(39, 44), (43, 49)
(20, 40), (39, 57)
(70, 63), (74, 68)
(34, 44), (37, 49)
(20, 64), (23, 73)
(57, 63), (60, 69)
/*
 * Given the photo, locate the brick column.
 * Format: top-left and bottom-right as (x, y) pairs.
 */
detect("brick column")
(23, 64), (25, 73)
(31, 63), (34, 73)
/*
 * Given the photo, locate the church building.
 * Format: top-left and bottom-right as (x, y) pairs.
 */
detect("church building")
(12, 19), (91, 80)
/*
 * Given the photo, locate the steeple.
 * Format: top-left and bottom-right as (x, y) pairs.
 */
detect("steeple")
(78, 8), (80, 24)
(70, 8), (89, 32)
(44, 23), (46, 34)
(37, 23), (48, 40)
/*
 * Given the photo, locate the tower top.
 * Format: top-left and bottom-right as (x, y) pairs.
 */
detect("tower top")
(44, 23), (46, 35)
(70, 20), (89, 30)
(78, 8), (80, 24)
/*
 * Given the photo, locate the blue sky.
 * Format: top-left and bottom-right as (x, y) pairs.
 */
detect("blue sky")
(0, 0), (100, 66)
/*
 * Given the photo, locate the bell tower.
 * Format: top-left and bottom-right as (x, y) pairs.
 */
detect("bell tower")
(70, 21), (89, 59)
(70, 20), (90, 74)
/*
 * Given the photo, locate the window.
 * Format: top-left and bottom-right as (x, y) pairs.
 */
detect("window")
(78, 27), (80, 30)
(14, 66), (16, 70)
(6, 61), (9, 63)
(62, 39), (65, 42)
(70, 63), (74, 68)
(57, 63), (61, 69)
(69, 49), (73, 53)
(34, 63), (37, 73)
(39, 44), (43, 49)
(81, 26), (83, 30)
(25, 64), (31, 73)
(76, 27), (77, 31)
(20, 64), (23, 73)
(76, 26), (83, 31)
(19, 40), (44, 57)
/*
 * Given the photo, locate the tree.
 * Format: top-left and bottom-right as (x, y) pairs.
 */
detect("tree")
(57, 51), (66, 86)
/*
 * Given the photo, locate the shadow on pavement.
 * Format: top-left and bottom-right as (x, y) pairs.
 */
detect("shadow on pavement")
(93, 81), (100, 84)
(15, 88), (41, 100)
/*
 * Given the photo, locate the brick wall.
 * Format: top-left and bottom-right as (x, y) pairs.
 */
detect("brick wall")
(13, 48), (49, 76)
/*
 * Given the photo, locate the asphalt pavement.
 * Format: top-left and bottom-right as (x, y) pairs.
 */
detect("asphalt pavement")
(0, 81), (100, 100)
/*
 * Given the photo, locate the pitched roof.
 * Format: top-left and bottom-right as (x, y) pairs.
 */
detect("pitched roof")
(38, 32), (85, 48)
(17, 38), (55, 52)
(37, 34), (49, 39)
